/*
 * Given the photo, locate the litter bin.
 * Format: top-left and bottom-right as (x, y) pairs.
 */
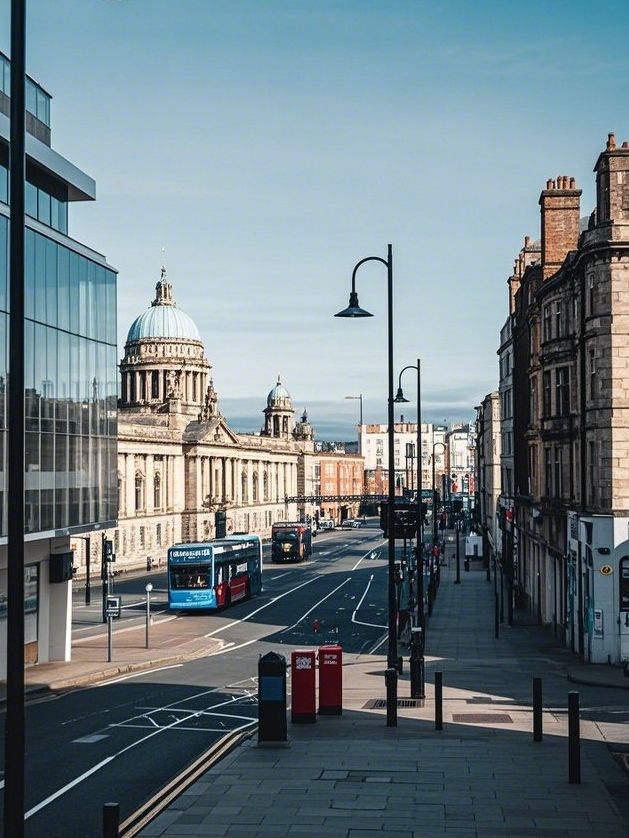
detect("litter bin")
(318, 644), (342, 715)
(291, 649), (316, 723)
(258, 651), (287, 742)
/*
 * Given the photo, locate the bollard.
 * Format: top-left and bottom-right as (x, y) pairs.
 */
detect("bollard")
(568, 691), (581, 784)
(397, 655), (403, 675)
(533, 677), (543, 742)
(410, 627), (425, 700)
(435, 670), (443, 731)
(258, 652), (288, 743)
(385, 667), (397, 727)
(102, 802), (119, 838)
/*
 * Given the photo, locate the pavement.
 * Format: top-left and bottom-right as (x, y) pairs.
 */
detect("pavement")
(139, 545), (629, 838)
(0, 612), (224, 699)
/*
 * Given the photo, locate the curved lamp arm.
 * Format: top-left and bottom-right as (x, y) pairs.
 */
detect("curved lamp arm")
(397, 364), (418, 391)
(351, 256), (389, 293)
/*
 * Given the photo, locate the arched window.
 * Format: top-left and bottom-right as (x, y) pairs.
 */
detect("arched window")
(151, 371), (160, 400)
(263, 470), (269, 501)
(252, 473), (258, 502)
(154, 473), (162, 510)
(241, 469), (248, 503)
(273, 416), (279, 436)
(135, 473), (144, 512)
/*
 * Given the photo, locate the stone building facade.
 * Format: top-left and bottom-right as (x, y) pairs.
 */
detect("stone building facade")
(504, 134), (629, 664)
(75, 271), (316, 574)
(475, 394), (502, 570)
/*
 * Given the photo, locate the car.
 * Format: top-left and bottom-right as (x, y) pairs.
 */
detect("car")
(319, 519), (334, 531)
(351, 520), (362, 528)
(341, 519), (354, 528)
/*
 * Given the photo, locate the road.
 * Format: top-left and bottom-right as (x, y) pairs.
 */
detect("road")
(0, 525), (390, 837)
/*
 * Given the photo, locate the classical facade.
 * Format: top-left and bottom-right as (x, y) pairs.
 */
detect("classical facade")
(497, 134), (629, 664)
(77, 270), (316, 574)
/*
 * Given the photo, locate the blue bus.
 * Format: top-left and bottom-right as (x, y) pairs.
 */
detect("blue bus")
(167, 535), (263, 611)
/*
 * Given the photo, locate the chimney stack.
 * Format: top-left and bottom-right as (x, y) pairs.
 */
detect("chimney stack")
(594, 132), (629, 226)
(539, 176), (582, 280)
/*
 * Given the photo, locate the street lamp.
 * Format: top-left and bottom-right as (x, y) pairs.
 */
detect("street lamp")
(345, 394), (363, 453)
(6, 2), (27, 835)
(335, 244), (398, 722)
(393, 360), (423, 630)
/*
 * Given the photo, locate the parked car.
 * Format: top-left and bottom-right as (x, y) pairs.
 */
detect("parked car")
(341, 519), (354, 528)
(319, 519), (334, 531)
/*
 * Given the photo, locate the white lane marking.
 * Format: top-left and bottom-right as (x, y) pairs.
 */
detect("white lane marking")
(26, 693), (256, 819)
(369, 632), (388, 654)
(351, 574), (386, 629)
(73, 614), (178, 644)
(72, 734), (109, 744)
(282, 577), (352, 633)
(25, 757), (115, 819)
(95, 663), (184, 687)
(270, 572), (291, 580)
(203, 575), (321, 638)
(208, 638), (259, 656)
(352, 540), (385, 571)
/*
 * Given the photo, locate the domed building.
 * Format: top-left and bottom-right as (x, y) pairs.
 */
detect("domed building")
(104, 268), (318, 571)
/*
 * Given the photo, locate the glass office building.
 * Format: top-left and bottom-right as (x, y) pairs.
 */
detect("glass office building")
(0, 51), (118, 669)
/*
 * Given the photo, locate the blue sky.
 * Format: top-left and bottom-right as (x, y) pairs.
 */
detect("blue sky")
(2, 0), (629, 438)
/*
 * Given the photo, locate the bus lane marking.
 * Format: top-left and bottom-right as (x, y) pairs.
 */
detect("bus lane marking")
(282, 577), (352, 633)
(351, 574), (386, 629)
(203, 574), (322, 639)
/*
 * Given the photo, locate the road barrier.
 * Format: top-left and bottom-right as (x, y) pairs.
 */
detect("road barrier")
(435, 670), (443, 730)
(533, 677), (542, 742)
(103, 802), (119, 838)
(568, 691), (581, 784)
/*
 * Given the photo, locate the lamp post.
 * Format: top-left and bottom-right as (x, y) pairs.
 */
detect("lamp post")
(393, 359), (423, 630)
(335, 245), (398, 703)
(6, 2), (27, 835)
(345, 394), (363, 453)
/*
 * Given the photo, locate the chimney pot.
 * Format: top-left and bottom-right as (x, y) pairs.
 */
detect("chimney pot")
(524, 235), (530, 246)
(607, 132), (616, 151)
(546, 179), (553, 190)
(622, 142), (629, 149)
(569, 177), (576, 188)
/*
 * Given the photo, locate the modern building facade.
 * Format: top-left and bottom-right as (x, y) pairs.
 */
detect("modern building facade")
(86, 273), (316, 575)
(360, 421), (448, 498)
(0, 52), (118, 673)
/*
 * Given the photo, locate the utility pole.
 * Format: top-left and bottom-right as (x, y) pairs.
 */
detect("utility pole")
(5, 2), (27, 834)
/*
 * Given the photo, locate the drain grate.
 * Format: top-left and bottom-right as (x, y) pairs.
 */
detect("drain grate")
(363, 698), (424, 709)
(452, 713), (513, 723)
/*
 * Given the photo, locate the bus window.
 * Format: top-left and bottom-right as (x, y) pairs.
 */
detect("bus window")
(216, 565), (224, 585)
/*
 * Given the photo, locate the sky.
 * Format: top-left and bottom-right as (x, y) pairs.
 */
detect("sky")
(2, 0), (629, 438)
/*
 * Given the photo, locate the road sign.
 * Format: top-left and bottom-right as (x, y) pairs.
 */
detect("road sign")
(105, 595), (121, 619)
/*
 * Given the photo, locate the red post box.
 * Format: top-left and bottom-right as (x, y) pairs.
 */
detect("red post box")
(291, 649), (316, 724)
(318, 644), (342, 715)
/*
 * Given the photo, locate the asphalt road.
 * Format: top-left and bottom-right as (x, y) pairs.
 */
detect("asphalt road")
(0, 524), (390, 837)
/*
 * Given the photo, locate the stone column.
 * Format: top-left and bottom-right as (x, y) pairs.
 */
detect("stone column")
(125, 454), (135, 515)
(146, 455), (155, 514)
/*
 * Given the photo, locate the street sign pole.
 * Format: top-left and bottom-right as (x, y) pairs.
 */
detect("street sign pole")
(107, 614), (113, 663)
(145, 583), (153, 649)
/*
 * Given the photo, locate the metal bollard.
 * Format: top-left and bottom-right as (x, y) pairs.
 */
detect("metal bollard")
(102, 802), (120, 838)
(385, 667), (397, 728)
(533, 677), (542, 742)
(435, 670), (443, 731)
(568, 691), (581, 784)
(410, 627), (425, 700)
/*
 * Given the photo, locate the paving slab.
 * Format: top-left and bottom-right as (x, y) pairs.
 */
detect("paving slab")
(139, 543), (629, 838)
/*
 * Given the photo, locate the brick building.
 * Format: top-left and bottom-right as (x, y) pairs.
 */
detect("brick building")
(503, 134), (629, 664)
(317, 451), (364, 524)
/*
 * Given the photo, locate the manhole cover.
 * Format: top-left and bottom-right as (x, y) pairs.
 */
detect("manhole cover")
(452, 713), (513, 723)
(363, 698), (424, 709)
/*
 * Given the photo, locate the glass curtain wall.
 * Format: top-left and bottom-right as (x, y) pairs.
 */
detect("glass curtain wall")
(0, 214), (117, 536)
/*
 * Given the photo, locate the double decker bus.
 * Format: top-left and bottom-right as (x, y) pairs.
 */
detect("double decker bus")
(271, 522), (312, 563)
(167, 535), (262, 611)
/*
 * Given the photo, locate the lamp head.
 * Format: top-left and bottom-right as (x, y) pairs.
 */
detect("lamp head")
(394, 386), (409, 404)
(334, 290), (373, 318)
